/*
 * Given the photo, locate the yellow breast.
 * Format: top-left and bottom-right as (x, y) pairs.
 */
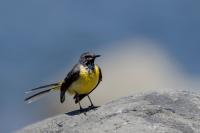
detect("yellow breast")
(67, 64), (100, 95)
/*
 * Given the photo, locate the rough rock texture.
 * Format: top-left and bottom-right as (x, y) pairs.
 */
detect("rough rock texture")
(17, 90), (200, 133)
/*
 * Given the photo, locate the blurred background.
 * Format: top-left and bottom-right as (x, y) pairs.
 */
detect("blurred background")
(1, 0), (200, 132)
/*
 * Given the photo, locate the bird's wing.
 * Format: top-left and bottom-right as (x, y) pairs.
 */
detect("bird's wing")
(74, 66), (102, 103)
(60, 64), (80, 103)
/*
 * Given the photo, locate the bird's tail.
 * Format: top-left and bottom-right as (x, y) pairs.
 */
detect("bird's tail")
(24, 81), (63, 104)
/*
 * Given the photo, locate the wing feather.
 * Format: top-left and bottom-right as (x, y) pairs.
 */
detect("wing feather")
(60, 64), (80, 103)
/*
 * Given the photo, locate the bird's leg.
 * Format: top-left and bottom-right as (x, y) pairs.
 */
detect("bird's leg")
(87, 95), (94, 108)
(77, 96), (83, 111)
(74, 92), (83, 112)
(79, 101), (83, 110)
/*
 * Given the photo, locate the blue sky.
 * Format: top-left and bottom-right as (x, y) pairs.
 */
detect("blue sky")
(0, 0), (200, 132)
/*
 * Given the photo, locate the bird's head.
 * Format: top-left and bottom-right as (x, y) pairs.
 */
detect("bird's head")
(79, 52), (101, 66)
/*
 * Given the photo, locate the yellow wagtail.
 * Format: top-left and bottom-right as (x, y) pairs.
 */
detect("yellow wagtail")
(25, 52), (102, 110)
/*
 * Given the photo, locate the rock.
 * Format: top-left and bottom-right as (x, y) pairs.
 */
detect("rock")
(16, 90), (200, 133)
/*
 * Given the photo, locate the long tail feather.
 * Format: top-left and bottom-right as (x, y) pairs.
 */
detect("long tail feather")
(24, 89), (52, 104)
(25, 83), (59, 94)
(24, 81), (63, 103)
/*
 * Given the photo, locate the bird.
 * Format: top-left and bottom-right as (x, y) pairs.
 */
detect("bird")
(24, 52), (102, 111)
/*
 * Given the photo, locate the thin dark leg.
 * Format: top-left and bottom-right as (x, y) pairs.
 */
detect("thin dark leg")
(87, 95), (94, 107)
(79, 101), (83, 110)
(77, 95), (87, 115)
(77, 96), (83, 110)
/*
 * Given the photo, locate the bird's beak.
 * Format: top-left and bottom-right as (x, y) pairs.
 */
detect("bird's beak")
(94, 55), (101, 58)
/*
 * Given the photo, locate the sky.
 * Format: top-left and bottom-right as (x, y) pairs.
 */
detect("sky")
(0, 0), (200, 132)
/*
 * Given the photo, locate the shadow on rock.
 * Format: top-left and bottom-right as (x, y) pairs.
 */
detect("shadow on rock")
(66, 106), (100, 116)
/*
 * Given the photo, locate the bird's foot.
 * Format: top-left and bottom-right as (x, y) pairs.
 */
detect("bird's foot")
(79, 106), (83, 112)
(88, 105), (99, 110)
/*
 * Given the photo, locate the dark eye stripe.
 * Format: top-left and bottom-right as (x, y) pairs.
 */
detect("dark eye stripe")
(85, 55), (92, 58)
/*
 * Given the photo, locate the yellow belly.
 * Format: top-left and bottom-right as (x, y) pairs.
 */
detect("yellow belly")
(67, 65), (100, 95)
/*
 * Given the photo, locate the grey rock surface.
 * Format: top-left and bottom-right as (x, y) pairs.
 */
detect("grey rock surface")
(17, 90), (200, 133)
